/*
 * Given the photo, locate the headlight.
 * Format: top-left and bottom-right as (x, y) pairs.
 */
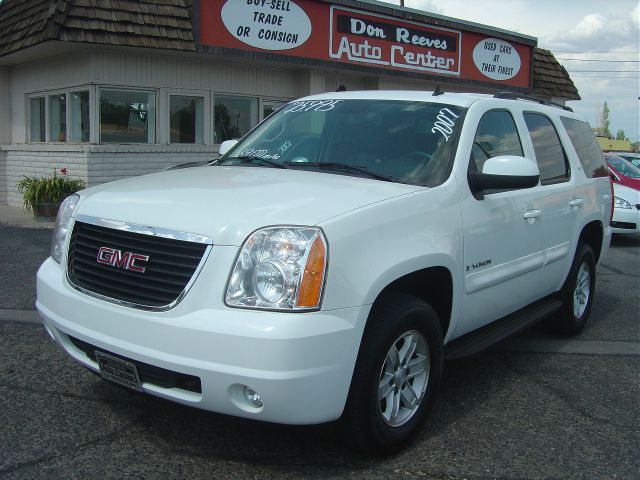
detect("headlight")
(225, 227), (327, 311)
(51, 194), (80, 263)
(614, 196), (632, 209)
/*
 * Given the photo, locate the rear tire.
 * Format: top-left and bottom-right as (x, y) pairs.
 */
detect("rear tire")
(546, 243), (596, 335)
(341, 293), (443, 455)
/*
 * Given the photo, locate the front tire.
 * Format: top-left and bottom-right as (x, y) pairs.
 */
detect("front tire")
(546, 243), (596, 335)
(341, 293), (443, 454)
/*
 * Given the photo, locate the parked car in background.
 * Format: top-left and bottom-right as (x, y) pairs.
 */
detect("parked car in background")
(605, 154), (640, 191)
(608, 152), (640, 169)
(611, 182), (640, 235)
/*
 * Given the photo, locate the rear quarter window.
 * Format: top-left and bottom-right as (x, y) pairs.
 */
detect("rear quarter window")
(560, 117), (609, 178)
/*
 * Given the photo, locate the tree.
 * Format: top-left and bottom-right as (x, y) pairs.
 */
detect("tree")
(596, 101), (612, 138)
(615, 129), (627, 141)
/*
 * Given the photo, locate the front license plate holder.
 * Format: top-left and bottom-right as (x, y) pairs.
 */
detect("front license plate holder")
(95, 350), (143, 392)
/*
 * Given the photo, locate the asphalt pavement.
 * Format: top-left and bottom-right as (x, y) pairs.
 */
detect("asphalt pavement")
(0, 210), (638, 480)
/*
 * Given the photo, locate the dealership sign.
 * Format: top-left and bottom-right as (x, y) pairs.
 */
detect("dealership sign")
(199, 0), (533, 88)
(329, 7), (460, 76)
(220, 0), (312, 50)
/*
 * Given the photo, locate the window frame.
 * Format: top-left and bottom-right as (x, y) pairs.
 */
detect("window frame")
(98, 87), (157, 144)
(469, 108), (525, 174)
(260, 98), (288, 122)
(166, 90), (209, 145)
(27, 95), (47, 143)
(523, 111), (571, 186)
(213, 92), (261, 144)
(26, 87), (93, 144)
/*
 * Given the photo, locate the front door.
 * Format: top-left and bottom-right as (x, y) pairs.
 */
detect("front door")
(457, 109), (545, 337)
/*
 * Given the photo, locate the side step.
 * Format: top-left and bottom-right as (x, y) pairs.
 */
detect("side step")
(444, 298), (562, 360)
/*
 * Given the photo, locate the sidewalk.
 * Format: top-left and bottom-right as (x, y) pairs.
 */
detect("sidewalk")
(0, 205), (55, 229)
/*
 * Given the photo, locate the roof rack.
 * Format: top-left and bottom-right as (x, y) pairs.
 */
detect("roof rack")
(432, 85), (445, 96)
(493, 92), (573, 112)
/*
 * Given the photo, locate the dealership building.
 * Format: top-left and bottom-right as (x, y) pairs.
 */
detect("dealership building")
(0, 0), (579, 206)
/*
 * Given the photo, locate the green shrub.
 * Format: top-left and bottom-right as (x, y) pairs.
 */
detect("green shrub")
(16, 168), (85, 214)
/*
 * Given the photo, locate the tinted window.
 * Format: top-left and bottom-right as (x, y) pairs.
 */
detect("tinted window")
(524, 113), (569, 185)
(560, 117), (608, 178)
(471, 110), (523, 172)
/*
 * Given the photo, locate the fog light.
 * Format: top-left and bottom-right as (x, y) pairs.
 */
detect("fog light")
(244, 386), (263, 408)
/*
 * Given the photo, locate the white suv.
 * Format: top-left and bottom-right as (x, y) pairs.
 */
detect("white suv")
(37, 91), (612, 453)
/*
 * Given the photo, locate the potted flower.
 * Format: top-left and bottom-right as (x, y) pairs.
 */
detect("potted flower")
(16, 168), (85, 219)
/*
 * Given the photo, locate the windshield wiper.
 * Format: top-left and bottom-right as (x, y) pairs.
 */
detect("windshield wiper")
(285, 162), (393, 182)
(220, 156), (287, 169)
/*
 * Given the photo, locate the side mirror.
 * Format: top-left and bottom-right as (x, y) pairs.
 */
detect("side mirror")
(218, 139), (239, 156)
(468, 155), (540, 197)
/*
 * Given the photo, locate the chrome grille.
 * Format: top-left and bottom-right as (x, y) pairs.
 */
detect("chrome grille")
(67, 218), (211, 309)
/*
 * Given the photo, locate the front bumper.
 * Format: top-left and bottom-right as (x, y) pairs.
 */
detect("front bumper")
(611, 207), (640, 235)
(37, 253), (369, 425)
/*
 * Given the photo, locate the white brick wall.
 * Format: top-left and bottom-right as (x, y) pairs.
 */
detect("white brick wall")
(2, 145), (219, 206)
(0, 150), (6, 205)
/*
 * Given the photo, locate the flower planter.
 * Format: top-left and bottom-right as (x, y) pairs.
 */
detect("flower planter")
(33, 202), (61, 220)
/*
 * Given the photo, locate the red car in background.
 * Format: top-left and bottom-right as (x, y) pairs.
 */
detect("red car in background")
(605, 153), (640, 191)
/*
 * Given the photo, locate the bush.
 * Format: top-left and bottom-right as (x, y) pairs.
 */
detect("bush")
(16, 168), (85, 215)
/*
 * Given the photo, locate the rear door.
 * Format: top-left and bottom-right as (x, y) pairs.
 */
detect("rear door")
(522, 112), (577, 289)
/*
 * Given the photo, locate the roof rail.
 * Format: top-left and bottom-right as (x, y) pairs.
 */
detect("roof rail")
(493, 92), (573, 112)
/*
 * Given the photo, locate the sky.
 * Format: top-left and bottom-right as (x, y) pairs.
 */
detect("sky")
(380, 0), (640, 142)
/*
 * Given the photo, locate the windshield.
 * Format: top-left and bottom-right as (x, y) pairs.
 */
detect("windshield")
(607, 156), (640, 178)
(218, 99), (465, 186)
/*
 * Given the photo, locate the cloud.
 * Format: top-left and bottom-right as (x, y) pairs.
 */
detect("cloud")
(542, 10), (639, 52)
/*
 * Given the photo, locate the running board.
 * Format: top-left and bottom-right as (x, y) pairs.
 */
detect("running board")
(444, 298), (562, 360)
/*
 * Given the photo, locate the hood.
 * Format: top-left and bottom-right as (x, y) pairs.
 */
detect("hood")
(613, 183), (640, 204)
(75, 166), (422, 246)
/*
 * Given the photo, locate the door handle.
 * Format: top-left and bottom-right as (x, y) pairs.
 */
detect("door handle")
(569, 198), (583, 209)
(523, 209), (542, 224)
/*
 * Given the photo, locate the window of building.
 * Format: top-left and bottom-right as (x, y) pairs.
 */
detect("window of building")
(29, 97), (46, 142)
(214, 95), (258, 143)
(262, 100), (286, 121)
(70, 90), (90, 143)
(48, 93), (67, 142)
(100, 89), (156, 143)
(524, 113), (570, 185)
(471, 110), (523, 173)
(560, 117), (608, 178)
(170, 95), (204, 144)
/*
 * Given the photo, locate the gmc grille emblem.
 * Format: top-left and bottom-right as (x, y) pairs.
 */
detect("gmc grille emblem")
(96, 247), (149, 273)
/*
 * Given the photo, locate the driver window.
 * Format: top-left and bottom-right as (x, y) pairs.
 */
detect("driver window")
(471, 110), (523, 173)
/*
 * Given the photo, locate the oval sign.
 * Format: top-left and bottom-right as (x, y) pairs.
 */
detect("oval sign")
(473, 38), (521, 81)
(221, 0), (312, 51)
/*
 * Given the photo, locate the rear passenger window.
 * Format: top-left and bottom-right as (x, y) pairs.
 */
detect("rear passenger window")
(560, 117), (609, 178)
(471, 110), (523, 173)
(524, 113), (570, 185)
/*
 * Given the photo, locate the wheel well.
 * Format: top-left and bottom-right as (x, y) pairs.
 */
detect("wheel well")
(374, 267), (453, 338)
(579, 221), (604, 263)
